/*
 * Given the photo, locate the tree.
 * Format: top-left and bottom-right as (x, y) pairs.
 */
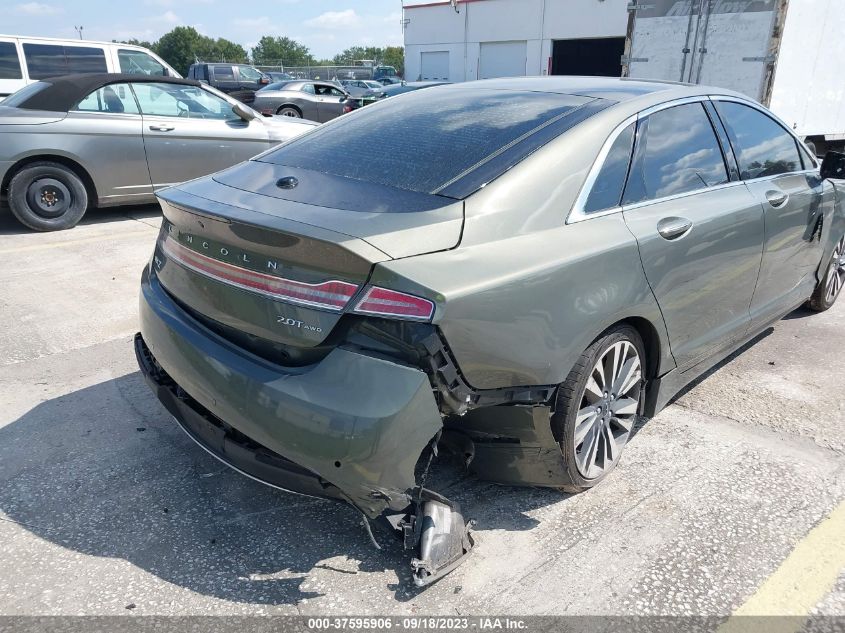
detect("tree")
(114, 38), (155, 52)
(382, 46), (404, 76)
(154, 26), (204, 76)
(251, 36), (312, 67)
(151, 27), (248, 75)
(332, 46), (383, 66)
(197, 37), (247, 63)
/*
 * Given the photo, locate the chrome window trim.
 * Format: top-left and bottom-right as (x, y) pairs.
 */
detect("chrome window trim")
(567, 93), (819, 224)
(621, 179), (746, 212)
(568, 96), (712, 224)
(567, 113), (637, 224)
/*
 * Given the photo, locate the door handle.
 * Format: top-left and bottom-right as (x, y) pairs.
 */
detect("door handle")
(657, 216), (693, 240)
(148, 124), (175, 132)
(765, 190), (789, 208)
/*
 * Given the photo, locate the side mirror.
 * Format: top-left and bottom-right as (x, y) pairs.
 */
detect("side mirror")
(820, 151), (845, 180)
(232, 102), (256, 122)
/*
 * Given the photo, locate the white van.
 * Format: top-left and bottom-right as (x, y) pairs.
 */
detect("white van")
(0, 35), (180, 100)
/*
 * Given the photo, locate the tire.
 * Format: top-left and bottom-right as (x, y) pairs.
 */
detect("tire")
(808, 235), (845, 312)
(8, 161), (89, 231)
(551, 324), (645, 493)
(276, 106), (302, 118)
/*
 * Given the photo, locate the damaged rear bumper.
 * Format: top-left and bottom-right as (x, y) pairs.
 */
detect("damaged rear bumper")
(136, 268), (473, 585)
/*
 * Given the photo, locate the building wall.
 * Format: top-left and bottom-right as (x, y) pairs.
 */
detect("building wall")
(403, 0), (629, 82)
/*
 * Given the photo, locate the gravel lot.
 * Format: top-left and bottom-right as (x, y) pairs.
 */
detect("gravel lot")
(0, 204), (843, 616)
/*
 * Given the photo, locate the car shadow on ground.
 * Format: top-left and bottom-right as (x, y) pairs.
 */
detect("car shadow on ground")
(0, 204), (161, 235)
(0, 370), (568, 606)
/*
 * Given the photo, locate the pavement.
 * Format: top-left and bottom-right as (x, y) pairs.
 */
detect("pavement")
(0, 203), (843, 617)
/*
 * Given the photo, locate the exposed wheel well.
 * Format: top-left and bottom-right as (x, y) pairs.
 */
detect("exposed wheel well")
(617, 316), (661, 381)
(2, 155), (98, 208)
(276, 104), (302, 115)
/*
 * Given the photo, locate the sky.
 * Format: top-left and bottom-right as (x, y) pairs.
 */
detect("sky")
(0, 0), (411, 59)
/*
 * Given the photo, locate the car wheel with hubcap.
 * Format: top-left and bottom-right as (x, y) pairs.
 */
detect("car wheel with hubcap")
(277, 106), (301, 118)
(808, 235), (845, 312)
(552, 324), (644, 493)
(8, 161), (89, 232)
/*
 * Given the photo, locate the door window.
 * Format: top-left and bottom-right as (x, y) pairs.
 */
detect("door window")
(301, 83), (315, 94)
(624, 102), (728, 205)
(75, 83), (139, 114)
(0, 42), (22, 79)
(118, 49), (167, 76)
(583, 123), (635, 213)
(714, 101), (802, 179)
(64, 47), (108, 73)
(212, 66), (235, 80)
(23, 43), (106, 79)
(237, 66), (262, 81)
(131, 82), (235, 120)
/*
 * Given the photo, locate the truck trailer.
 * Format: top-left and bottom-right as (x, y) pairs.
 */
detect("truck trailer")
(622, 0), (845, 153)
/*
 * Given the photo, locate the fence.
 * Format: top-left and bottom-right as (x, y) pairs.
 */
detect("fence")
(254, 65), (376, 81)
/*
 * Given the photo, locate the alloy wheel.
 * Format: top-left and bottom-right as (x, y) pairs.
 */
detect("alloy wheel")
(824, 236), (845, 305)
(574, 340), (642, 479)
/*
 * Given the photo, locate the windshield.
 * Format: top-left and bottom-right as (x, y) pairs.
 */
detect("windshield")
(2, 81), (50, 107)
(261, 87), (592, 195)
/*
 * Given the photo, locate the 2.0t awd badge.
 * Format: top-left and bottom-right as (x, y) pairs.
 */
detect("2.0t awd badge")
(277, 316), (322, 332)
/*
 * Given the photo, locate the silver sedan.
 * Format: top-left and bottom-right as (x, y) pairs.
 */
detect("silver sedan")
(0, 73), (317, 231)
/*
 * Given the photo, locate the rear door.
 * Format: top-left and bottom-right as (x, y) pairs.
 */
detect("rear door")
(622, 100), (765, 368)
(133, 81), (270, 189)
(210, 65), (238, 94)
(0, 39), (24, 99)
(712, 98), (829, 326)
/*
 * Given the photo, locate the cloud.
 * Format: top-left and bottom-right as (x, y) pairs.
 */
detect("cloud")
(147, 10), (180, 25)
(305, 9), (362, 30)
(144, 0), (212, 5)
(13, 2), (63, 15)
(234, 16), (275, 30)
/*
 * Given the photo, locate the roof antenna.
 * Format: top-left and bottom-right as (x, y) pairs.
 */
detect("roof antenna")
(450, 0), (459, 13)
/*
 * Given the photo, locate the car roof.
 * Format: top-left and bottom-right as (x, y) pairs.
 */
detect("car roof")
(11, 73), (201, 112)
(449, 76), (688, 100)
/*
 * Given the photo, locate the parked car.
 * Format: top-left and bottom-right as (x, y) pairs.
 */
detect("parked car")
(380, 80), (450, 97)
(372, 65), (400, 83)
(251, 80), (357, 121)
(340, 79), (386, 99)
(186, 63), (270, 104)
(0, 74), (317, 231)
(265, 71), (293, 82)
(0, 34), (178, 100)
(134, 76), (844, 587)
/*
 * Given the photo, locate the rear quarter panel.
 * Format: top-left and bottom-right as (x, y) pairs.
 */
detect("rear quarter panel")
(373, 213), (672, 390)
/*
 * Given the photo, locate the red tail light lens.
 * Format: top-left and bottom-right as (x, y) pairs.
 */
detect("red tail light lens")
(162, 235), (359, 311)
(343, 104), (353, 113)
(352, 286), (435, 321)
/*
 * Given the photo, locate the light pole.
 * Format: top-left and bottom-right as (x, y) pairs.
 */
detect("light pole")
(74, 26), (83, 40)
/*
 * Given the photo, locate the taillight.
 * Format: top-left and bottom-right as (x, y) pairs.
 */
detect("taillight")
(161, 235), (359, 311)
(352, 286), (435, 321)
(343, 104), (353, 113)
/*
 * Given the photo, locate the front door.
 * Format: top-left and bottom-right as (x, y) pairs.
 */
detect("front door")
(622, 101), (765, 368)
(313, 83), (347, 122)
(132, 82), (270, 189)
(62, 82), (150, 202)
(712, 99), (829, 325)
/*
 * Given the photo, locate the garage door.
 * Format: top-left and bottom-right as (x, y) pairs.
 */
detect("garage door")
(552, 38), (625, 77)
(479, 41), (527, 80)
(420, 51), (449, 81)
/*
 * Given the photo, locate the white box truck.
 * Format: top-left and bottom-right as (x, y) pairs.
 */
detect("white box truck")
(622, 0), (845, 153)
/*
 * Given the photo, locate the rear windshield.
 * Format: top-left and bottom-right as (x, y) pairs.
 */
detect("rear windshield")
(260, 87), (592, 195)
(2, 81), (50, 107)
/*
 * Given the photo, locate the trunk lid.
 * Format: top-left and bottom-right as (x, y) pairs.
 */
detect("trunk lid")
(154, 162), (462, 363)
